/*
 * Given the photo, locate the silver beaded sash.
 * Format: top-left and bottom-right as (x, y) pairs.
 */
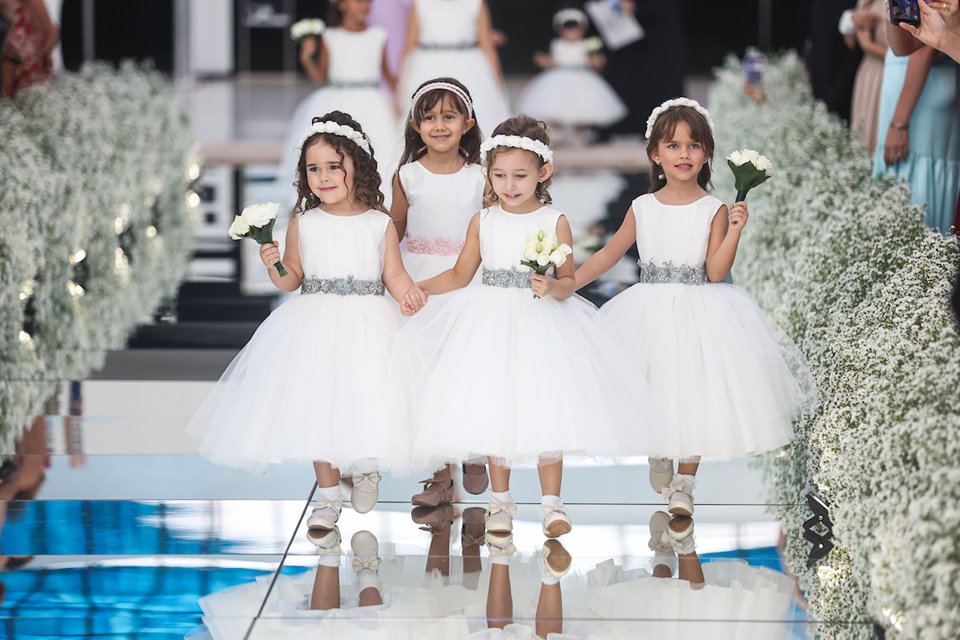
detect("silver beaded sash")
(637, 260), (708, 285)
(328, 79), (380, 89)
(301, 276), (385, 296)
(418, 41), (478, 50)
(482, 267), (532, 289)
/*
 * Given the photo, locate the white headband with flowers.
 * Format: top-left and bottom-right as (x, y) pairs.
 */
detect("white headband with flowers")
(480, 135), (554, 164)
(298, 121), (372, 155)
(645, 97), (715, 140)
(554, 8), (588, 29)
(411, 81), (475, 117)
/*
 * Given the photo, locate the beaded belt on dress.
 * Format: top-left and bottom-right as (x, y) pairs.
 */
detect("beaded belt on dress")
(418, 41), (478, 50)
(327, 79), (380, 89)
(301, 276), (385, 296)
(405, 236), (464, 257)
(637, 260), (708, 285)
(482, 267), (531, 289)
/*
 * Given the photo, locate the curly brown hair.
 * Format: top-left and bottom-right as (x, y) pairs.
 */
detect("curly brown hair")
(399, 77), (482, 168)
(484, 116), (554, 205)
(645, 105), (715, 193)
(293, 111), (386, 213)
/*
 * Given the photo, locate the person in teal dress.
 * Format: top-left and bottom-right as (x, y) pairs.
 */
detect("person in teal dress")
(873, 45), (960, 234)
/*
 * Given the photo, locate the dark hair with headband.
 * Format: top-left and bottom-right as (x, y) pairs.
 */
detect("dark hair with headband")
(398, 77), (483, 169)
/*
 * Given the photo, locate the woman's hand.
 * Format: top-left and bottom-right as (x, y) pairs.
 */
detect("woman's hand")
(299, 37), (319, 65)
(728, 201), (749, 232)
(884, 126), (910, 165)
(259, 241), (281, 270)
(898, 0), (960, 50)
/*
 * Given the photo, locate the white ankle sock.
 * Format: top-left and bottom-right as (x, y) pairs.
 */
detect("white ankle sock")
(317, 551), (341, 567)
(541, 495), (561, 509)
(356, 570), (380, 591)
(541, 575), (560, 585)
(317, 485), (341, 503)
(491, 490), (513, 504)
(491, 555), (510, 566)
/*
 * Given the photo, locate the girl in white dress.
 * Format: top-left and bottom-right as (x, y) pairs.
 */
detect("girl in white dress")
(280, 0), (401, 209)
(188, 112), (427, 547)
(575, 99), (817, 517)
(516, 8), (626, 140)
(391, 116), (662, 542)
(398, 0), (510, 135)
(389, 78), (491, 506)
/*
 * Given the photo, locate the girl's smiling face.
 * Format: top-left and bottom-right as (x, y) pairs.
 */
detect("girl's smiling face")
(487, 148), (553, 212)
(305, 141), (355, 208)
(651, 120), (708, 185)
(413, 94), (475, 155)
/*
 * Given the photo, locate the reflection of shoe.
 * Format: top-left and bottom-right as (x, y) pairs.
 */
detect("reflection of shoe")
(648, 511), (676, 573)
(411, 476), (454, 507)
(648, 457), (674, 493)
(307, 500), (342, 531)
(485, 531), (517, 557)
(485, 498), (517, 536)
(541, 505), (572, 538)
(411, 503), (455, 532)
(462, 462), (489, 495)
(307, 524), (342, 551)
(662, 474), (696, 517)
(350, 530), (381, 574)
(461, 506), (486, 548)
(669, 515), (696, 554)
(351, 472), (380, 514)
(540, 539), (572, 579)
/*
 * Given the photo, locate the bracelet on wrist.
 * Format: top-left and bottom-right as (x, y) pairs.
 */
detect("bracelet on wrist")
(889, 121), (909, 131)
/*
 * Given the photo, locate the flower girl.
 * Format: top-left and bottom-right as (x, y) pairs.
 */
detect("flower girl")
(576, 98), (817, 516)
(392, 116), (661, 540)
(188, 111), (427, 546)
(390, 77), (492, 504)
(516, 7), (626, 143)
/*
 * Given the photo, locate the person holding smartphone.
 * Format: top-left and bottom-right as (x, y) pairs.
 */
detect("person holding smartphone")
(891, 0), (960, 61)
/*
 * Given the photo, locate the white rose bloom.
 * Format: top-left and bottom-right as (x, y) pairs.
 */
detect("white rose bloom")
(536, 253), (551, 267)
(742, 149), (761, 165)
(727, 149), (747, 165)
(228, 214), (250, 240)
(241, 202), (279, 227)
(522, 242), (539, 261)
(549, 249), (569, 267)
(527, 231), (541, 243)
(757, 154), (774, 174)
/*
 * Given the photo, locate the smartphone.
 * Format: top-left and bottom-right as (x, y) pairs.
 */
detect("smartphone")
(889, 0), (921, 27)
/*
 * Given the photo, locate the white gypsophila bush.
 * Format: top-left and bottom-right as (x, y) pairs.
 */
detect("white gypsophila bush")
(709, 53), (960, 638)
(0, 62), (195, 447)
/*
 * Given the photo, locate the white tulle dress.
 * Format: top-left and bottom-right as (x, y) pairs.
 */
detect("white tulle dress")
(280, 27), (401, 204)
(399, 160), (485, 282)
(186, 209), (406, 472)
(392, 204), (663, 467)
(516, 38), (626, 127)
(399, 0), (511, 134)
(598, 194), (817, 459)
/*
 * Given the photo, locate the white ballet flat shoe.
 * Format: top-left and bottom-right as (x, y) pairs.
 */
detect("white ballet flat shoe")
(541, 505), (573, 539)
(307, 523), (342, 551)
(662, 474), (696, 517)
(485, 498), (517, 536)
(307, 500), (342, 531)
(350, 530), (381, 574)
(648, 457), (674, 494)
(485, 532), (517, 557)
(648, 511), (677, 573)
(540, 539), (572, 580)
(351, 472), (381, 514)
(669, 516), (696, 555)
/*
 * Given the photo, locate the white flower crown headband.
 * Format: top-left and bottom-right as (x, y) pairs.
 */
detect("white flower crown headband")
(554, 8), (588, 29)
(480, 135), (554, 164)
(410, 81), (475, 117)
(298, 121), (372, 156)
(645, 97), (715, 140)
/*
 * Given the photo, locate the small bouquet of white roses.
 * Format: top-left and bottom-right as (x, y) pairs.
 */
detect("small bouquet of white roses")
(229, 202), (287, 277)
(290, 18), (326, 42)
(521, 230), (573, 299)
(727, 148), (773, 203)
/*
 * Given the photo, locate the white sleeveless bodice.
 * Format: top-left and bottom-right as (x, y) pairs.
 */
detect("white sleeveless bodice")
(633, 193), (723, 267)
(400, 162), (485, 245)
(479, 205), (563, 270)
(550, 39), (589, 68)
(415, 0), (481, 46)
(324, 27), (387, 84)
(297, 209), (389, 279)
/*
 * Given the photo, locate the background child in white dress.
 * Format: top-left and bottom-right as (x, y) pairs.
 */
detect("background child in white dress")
(575, 99), (817, 518)
(389, 77), (492, 506)
(516, 7), (626, 144)
(188, 111), (427, 549)
(398, 0), (510, 135)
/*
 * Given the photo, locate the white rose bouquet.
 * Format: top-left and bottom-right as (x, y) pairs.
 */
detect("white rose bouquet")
(727, 148), (773, 202)
(520, 230), (572, 299)
(229, 202), (287, 276)
(290, 18), (326, 42)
